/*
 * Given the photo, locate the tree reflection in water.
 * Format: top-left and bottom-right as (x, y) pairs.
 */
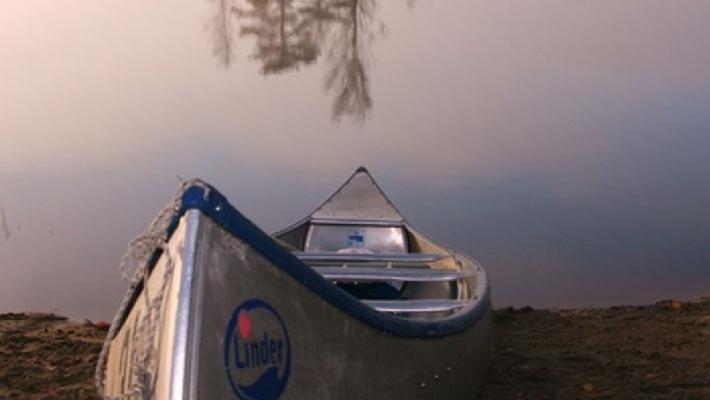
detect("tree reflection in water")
(235, 0), (318, 74)
(208, 0), (237, 67)
(324, 0), (376, 121)
(207, 0), (403, 121)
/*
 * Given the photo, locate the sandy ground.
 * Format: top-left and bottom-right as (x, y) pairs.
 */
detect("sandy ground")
(483, 297), (710, 400)
(1, 297), (708, 399)
(0, 313), (103, 399)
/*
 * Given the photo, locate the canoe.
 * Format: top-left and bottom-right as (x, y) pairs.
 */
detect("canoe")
(96, 167), (492, 399)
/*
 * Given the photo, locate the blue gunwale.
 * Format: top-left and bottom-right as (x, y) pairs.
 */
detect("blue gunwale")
(119, 183), (490, 338)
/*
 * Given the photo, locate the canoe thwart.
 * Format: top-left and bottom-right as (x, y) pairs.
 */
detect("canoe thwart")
(294, 252), (449, 264)
(363, 299), (469, 313)
(313, 266), (473, 282)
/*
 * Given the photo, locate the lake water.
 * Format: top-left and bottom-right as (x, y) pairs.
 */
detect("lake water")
(1, 0), (709, 319)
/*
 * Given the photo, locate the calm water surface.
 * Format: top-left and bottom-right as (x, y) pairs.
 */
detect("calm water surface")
(1, 0), (709, 319)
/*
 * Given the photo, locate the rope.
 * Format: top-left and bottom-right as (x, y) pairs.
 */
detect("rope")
(95, 179), (210, 399)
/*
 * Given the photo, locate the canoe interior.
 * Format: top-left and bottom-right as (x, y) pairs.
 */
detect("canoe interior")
(273, 168), (484, 321)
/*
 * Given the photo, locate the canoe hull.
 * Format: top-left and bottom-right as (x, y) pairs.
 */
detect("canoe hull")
(104, 208), (493, 399)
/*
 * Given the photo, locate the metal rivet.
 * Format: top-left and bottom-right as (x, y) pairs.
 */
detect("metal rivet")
(434, 374), (440, 380)
(420, 382), (427, 388)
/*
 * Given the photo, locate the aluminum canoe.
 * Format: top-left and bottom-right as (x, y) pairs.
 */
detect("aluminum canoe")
(98, 168), (492, 399)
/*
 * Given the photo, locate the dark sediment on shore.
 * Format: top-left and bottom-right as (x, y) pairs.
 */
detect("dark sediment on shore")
(483, 297), (710, 400)
(1, 297), (709, 399)
(0, 313), (103, 399)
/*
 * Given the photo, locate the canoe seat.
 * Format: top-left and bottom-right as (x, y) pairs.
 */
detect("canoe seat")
(363, 299), (468, 313)
(294, 252), (448, 265)
(312, 266), (473, 282)
(296, 252), (471, 316)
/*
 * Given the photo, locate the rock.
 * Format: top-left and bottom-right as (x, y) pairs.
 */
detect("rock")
(93, 321), (110, 331)
(670, 299), (683, 311)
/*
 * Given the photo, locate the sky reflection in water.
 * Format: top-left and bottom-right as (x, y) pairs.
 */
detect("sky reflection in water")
(0, 0), (709, 319)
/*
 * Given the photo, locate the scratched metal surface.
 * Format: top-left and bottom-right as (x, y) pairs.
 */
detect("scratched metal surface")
(185, 214), (493, 399)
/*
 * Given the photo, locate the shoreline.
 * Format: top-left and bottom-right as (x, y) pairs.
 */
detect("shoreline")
(1, 297), (708, 399)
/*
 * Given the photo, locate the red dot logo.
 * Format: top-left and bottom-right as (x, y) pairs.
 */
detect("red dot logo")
(238, 310), (251, 338)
